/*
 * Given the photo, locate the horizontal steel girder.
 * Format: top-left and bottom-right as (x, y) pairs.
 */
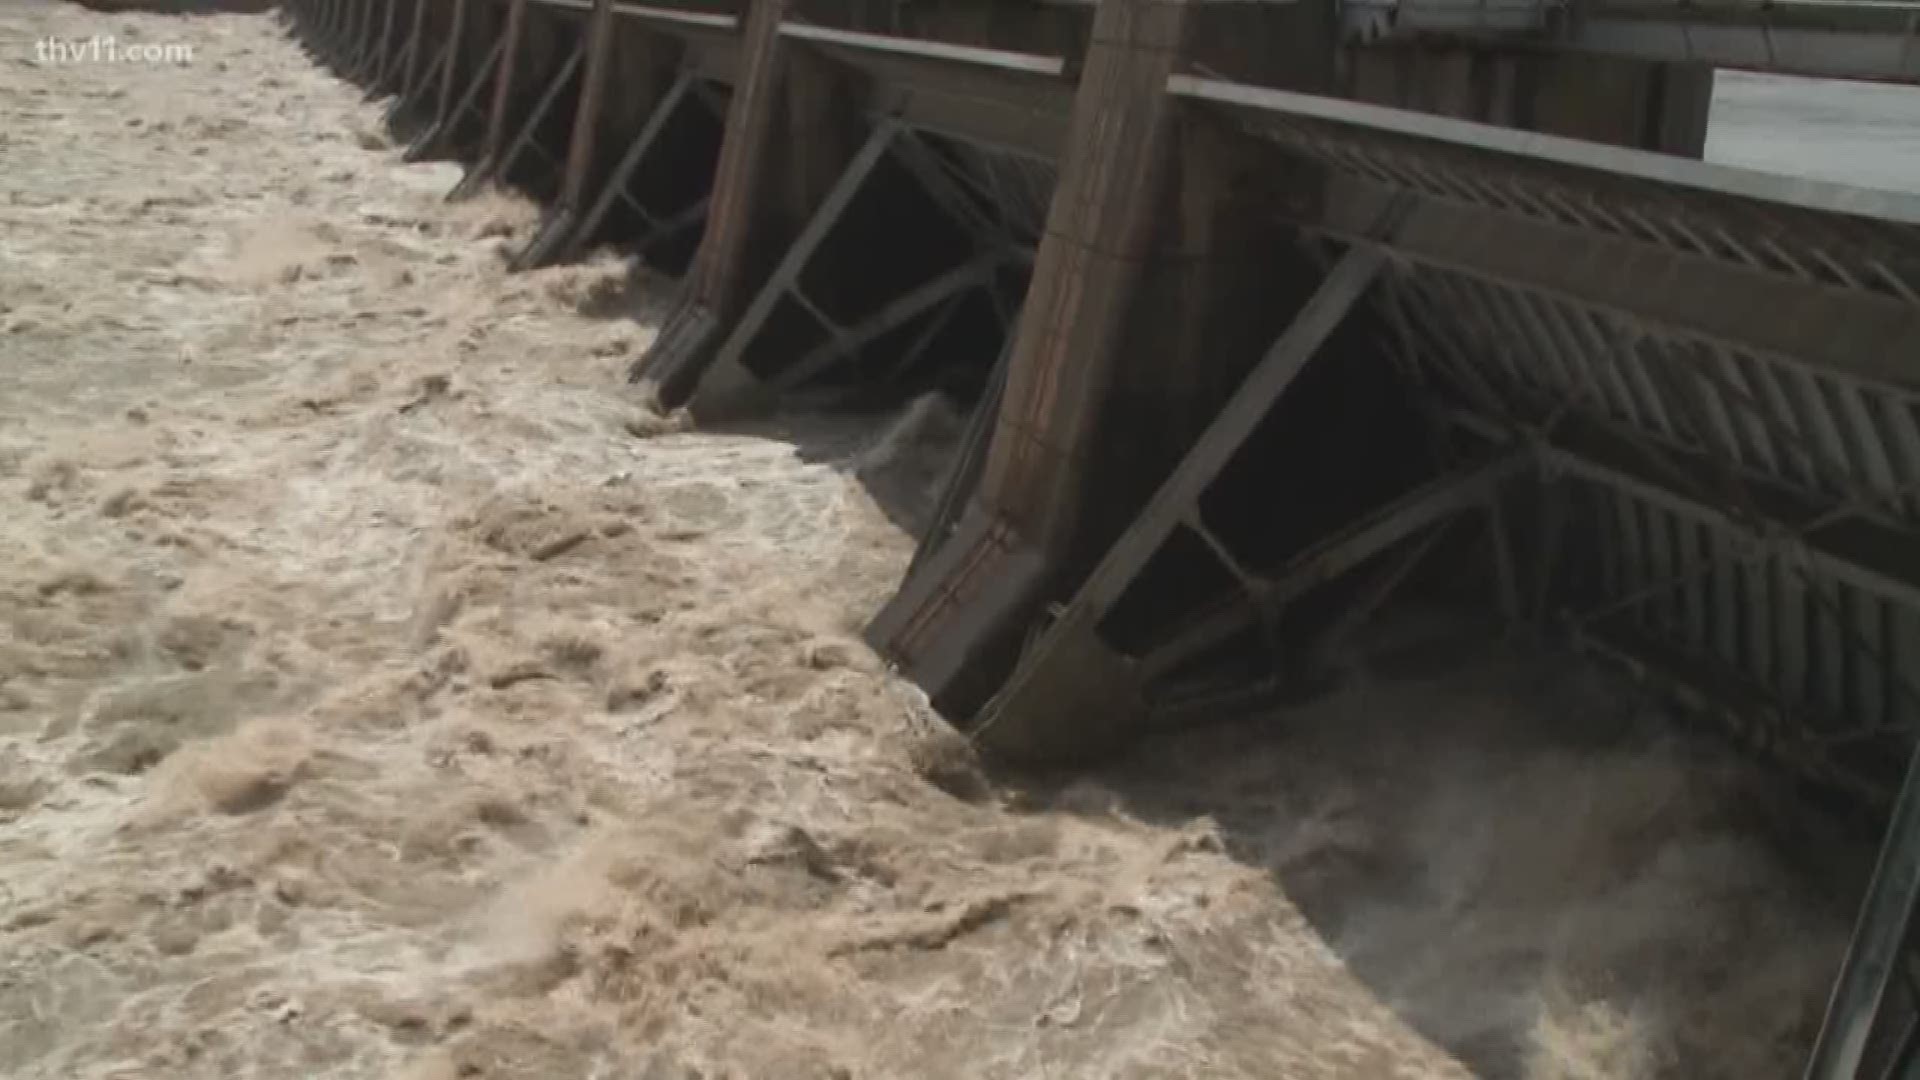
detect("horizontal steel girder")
(1170, 74), (1920, 243)
(1572, 15), (1920, 84)
(779, 25), (1074, 163)
(608, 1), (735, 33)
(1278, 171), (1920, 392)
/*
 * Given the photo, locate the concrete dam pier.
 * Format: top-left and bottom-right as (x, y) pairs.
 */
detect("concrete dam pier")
(284, 0), (1919, 1073)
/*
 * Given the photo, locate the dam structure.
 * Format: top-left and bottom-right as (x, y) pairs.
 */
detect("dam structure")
(283, 0), (1920, 1073)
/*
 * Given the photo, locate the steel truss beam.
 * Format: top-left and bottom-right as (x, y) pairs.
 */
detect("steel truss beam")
(770, 252), (1010, 393)
(1289, 71), (1920, 1080)
(1428, 402), (1920, 798)
(687, 119), (1028, 415)
(887, 134), (1044, 254)
(1137, 450), (1529, 685)
(1152, 519), (1460, 725)
(1442, 408), (1920, 625)
(975, 245), (1387, 759)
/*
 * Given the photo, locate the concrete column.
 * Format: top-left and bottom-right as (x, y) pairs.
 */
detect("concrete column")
(865, 0), (1193, 708)
(977, 0), (1193, 553)
(637, 0), (868, 409)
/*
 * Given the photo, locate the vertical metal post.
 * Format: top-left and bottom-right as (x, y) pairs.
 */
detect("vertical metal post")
(477, 0), (531, 181)
(345, 0), (371, 71)
(560, 0), (616, 212)
(1807, 738), (1920, 1079)
(396, 0), (433, 109)
(343, 0), (372, 69)
(321, 0), (345, 53)
(429, 0), (471, 138)
(511, 0), (618, 270)
(362, 0), (403, 85)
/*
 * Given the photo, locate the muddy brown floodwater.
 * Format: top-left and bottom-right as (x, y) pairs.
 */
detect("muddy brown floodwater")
(0, 3), (1873, 1079)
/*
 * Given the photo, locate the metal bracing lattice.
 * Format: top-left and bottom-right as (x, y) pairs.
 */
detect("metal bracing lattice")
(535, 71), (725, 264)
(392, 0), (498, 162)
(1355, 210), (1920, 808)
(381, 0), (442, 123)
(1148, 77), (1920, 1080)
(897, 131), (1057, 247)
(449, 17), (588, 197)
(1148, 81), (1920, 802)
(687, 117), (1049, 410)
(363, 0), (411, 91)
(347, 0), (398, 80)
